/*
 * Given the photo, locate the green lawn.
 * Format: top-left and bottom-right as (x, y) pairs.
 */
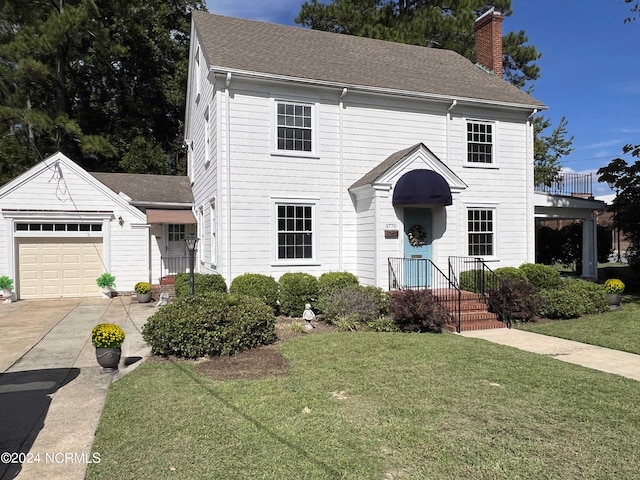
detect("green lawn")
(87, 332), (640, 480)
(519, 294), (640, 355)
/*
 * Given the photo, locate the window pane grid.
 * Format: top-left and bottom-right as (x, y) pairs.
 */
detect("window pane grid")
(277, 102), (312, 152)
(467, 122), (493, 163)
(468, 209), (494, 256)
(277, 204), (313, 259)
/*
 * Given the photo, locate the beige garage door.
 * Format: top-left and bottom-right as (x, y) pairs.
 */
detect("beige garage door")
(18, 238), (104, 299)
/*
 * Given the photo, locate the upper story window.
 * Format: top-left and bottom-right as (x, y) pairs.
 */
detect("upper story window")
(276, 101), (313, 153)
(466, 121), (494, 164)
(204, 107), (210, 166)
(194, 46), (201, 102)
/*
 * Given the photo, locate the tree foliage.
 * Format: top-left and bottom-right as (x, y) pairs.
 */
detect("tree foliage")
(598, 149), (640, 267)
(624, 0), (639, 22)
(533, 116), (574, 186)
(0, 0), (205, 180)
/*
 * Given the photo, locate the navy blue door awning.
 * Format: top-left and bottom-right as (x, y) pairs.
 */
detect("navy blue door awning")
(392, 170), (452, 206)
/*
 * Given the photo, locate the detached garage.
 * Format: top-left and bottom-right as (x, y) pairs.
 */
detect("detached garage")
(0, 153), (151, 299)
(17, 236), (103, 299)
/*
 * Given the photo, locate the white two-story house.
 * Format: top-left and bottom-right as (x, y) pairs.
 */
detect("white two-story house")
(184, 10), (599, 290)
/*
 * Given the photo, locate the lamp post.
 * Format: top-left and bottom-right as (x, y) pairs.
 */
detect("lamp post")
(607, 182), (622, 263)
(185, 234), (199, 295)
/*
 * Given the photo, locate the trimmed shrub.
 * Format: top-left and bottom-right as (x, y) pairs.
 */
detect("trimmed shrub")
(493, 267), (527, 281)
(389, 289), (448, 333)
(174, 273), (227, 298)
(537, 278), (608, 319)
(518, 263), (561, 289)
(459, 269), (482, 293)
(142, 292), (276, 358)
(230, 273), (279, 313)
(278, 272), (319, 317)
(318, 271), (359, 297)
(323, 285), (390, 325)
(488, 277), (540, 323)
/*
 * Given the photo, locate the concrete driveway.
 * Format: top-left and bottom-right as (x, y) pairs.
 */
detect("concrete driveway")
(0, 297), (155, 480)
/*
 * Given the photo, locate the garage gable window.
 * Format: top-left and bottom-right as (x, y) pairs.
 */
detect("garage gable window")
(16, 223), (102, 232)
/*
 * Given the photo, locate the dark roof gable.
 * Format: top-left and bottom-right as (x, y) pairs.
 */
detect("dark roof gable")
(91, 172), (194, 205)
(193, 12), (545, 109)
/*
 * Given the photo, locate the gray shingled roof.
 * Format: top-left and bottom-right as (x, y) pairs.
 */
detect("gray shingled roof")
(91, 172), (194, 204)
(194, 12), (545, 109)
(351, 144), (423, 189)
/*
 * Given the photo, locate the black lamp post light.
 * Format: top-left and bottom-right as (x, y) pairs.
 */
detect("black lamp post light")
(607, 182), (622, 263)
(185, 234), (199, 295)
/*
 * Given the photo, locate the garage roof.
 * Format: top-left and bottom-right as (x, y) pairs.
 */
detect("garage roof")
(91, 172), (194, 205)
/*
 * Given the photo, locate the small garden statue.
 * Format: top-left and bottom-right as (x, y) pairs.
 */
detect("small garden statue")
(302, 303), (316, 330)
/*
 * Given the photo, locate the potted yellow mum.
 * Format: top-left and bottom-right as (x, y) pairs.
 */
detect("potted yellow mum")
(604, 278), (625, 310)
(134, 281), (152, 303)
(91, 323), (126, 370)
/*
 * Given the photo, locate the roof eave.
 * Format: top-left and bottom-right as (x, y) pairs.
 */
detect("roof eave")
(210, 66), (547, 111)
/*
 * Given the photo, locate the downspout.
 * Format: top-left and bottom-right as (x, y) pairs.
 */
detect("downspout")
(446, 99), (456, 254)
(339, 87), (347, 270)
(527, 108), (538, 263)
(225, 72), (232, 286)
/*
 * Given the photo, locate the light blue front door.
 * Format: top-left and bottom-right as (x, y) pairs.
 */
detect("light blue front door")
(404, 208), (432, 288)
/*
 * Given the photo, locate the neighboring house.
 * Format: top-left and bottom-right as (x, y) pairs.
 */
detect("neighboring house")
(0, 152), (195, 299)
(184, 10), (603, 289)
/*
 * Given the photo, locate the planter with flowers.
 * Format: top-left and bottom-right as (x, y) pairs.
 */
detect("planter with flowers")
(96, 273), (116, 298)
(134, 281), (152, 303)
(604, 278), (625, 310)
(0, 275), (16, 303)
(91, 323), (126, 370)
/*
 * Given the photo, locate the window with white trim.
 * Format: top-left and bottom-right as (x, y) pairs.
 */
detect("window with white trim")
(276, 101), (313, 152)
(467, 208), (494, 256)
(466, 121), (493, 164)
(194, 46), (201, 101)
(276, 203), (314, 260)
(168, 224), (186, 242)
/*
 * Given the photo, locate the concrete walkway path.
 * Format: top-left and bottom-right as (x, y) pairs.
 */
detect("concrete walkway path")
(462, 327), (640, 381)
(0, 297), (155, 480)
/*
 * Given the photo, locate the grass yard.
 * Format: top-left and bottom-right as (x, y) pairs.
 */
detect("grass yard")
(87, 332), (640, 480)
(520, 294), (640, 355)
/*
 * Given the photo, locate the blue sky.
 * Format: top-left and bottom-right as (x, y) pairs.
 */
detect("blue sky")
(205, 1), (639, 197)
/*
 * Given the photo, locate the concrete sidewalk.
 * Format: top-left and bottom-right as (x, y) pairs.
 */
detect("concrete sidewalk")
(462, 327), (640, 381)
(0, 297), (155, 480)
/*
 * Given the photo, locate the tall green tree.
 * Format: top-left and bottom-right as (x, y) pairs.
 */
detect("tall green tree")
(534, 116), (574, 186)
(597, 148), (640, 266)
(0, 0), (205, 178)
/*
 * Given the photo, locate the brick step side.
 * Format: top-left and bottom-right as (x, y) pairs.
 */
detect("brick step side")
(446, 318), (507, 332)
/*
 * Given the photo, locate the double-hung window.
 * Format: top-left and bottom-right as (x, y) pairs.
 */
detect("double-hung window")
(276, 101), (313, 153)
(276, 203), (314, 261)
(466, 120), (494, 164)
(467, 208), (494, 256)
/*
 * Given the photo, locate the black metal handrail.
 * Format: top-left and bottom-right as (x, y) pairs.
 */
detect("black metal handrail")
(448, 256), (511, 328)
(388, 258), (462, 333)
(535, 172), (593, 198)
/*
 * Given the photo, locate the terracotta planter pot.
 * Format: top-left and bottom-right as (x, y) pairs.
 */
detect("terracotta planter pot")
(95, 347), (122, 370)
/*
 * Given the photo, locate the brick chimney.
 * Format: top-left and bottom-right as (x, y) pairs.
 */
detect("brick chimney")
(474, 8), (503, 77)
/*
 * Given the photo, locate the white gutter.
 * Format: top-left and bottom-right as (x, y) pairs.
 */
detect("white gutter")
(339, 87), (348, 270)
(208, 66), (547, 111)
(225, 72), (232, 286)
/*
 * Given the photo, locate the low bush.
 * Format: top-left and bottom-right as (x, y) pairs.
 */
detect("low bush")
(142, 292), (275, 358)
(389, 289), (449, 333)
(230, 273), (279, 313)
(323, 285), (390, 325)
(174, 273), (227, 298)
(537, 279), (608, 319)
(366, 318), (400, 332)
(278, 272), (319, 317)
(316, 271), (359, 313)
(459, 270), (482, 293)
(519, 263), (561, 289)
(493, 267), (527, 281)
(488, 277), (540, 323)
